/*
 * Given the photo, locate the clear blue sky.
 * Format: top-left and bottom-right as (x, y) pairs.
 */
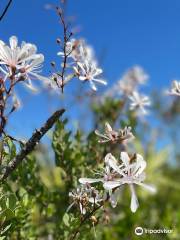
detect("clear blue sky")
(0, 0), (180, 138)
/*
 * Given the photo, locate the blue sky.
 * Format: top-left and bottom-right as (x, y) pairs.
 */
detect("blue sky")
(0, 0), (180, 138)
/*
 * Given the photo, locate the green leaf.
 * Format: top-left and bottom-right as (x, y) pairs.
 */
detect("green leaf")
(63, 213), (70, 227)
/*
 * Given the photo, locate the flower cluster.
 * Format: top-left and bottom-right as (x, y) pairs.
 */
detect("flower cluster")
(68, 184), (103, 215)
(79, 152), (156, 213)
(0, 36), (48, 92)
(95, 122), (134, 144)
(0, 36), (49, 135)
(69, 124), (156, 215)
(167, 80), (180, 97)
(56, 38), (107, 91)
(118, 66), (149, 96)
(102, 66), (151, 116)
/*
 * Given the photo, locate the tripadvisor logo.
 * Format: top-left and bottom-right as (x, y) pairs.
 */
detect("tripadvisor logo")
(135, 226), (173, 235)
(135, 227), (143, 235)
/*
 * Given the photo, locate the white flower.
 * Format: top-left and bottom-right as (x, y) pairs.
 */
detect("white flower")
(0, 36), (37, 69)
(68, 185), (103, 214)
(104, 152), (156, 213)
(167, 80), (180, 97)
(56, 38), (106, 91)
(57, 39), (95, 63)
(17, 54), (47, 91)
(57, 39), (77, 57)
(0, 36), (47, 91)
(79, 152), (156, 212)
(119, 66), (148, 95)
(95, 122), (134, 144)
(74, 39), (95, 63)
(129, 91), (151, 115)
(43, 73), (73, 92)
(126, 65), (149, 85)
(103, 66), (148, 98)
(74, 60), (107, 91)
(79, 153), (123, 208)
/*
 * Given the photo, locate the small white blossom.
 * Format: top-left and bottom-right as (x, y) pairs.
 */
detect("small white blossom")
(57, 39), (77, 57)
(68, 185), (103, 215)
(57, 39), (95, 63)
(119, 66), (149, 95)
(74, 39), (95, 63)
(44, 73), (73, 91)
(103, 66), (148, 98)
(167, 80), (180, 97)
(74, 60), (107, 91)
(95, 122), (134, 144)
(12, 93), (21, 110)
(103, 152), (156, 213)
(79, 153), (124, 208)
(129, 91), (151, 115)
(57, 38), (106, 91)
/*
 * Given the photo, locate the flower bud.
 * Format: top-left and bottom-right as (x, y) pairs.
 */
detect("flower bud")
(90, 216), (98, 224)
(56, 38), (61, 44)
(51, 61), (56, 67)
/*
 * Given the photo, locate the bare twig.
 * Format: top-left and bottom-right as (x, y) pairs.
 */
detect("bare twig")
(0, 108), (65, 181)
(0, 0), (13, 21)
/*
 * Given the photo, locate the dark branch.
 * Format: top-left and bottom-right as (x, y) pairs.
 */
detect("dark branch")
(0, 0), (13, 21)
(0, 108), (65, 181)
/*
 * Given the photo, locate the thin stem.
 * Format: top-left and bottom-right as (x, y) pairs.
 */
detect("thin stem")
(56, 5), (72, 93)
(69, 204), (102, 240)
(0, 0), (13, 21)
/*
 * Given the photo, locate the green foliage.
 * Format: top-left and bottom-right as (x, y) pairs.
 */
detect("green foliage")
(0, 96), (179, 239)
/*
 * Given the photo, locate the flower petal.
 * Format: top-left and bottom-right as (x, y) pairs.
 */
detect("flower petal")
(103, 181), (121, 190)
(136, 182), (157, 193)
(79, 178), (102, 184)
(120, 152), (130, 168)
(130, 184), (139, 213)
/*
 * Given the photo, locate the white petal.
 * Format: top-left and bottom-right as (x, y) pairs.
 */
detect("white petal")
(110, 192), (118, 208)
(130, 184), (139, 213)
(105, 153), (123, 175)
(136, 182), (157, 193)
(9, 36), (18, 49)
(120, 152), (130, 168)
(92, 78), (107, 85)
(133, 154), (146, 176)
(103, 181), (121, 190)
(105, 122), (112, 132)
(79, 76), (87, 81)
(89, 80), (97, 91)
(95, 130), (109, 139)
(79, 178), (102, 184)
(24, 79), (39, 92)
(30, 73), (49, 82)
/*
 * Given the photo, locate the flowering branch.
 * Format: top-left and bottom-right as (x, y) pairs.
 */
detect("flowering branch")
(0, 0), (13, 21)
(0, 108), (65, 181)
(56, 5), (73, 93)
